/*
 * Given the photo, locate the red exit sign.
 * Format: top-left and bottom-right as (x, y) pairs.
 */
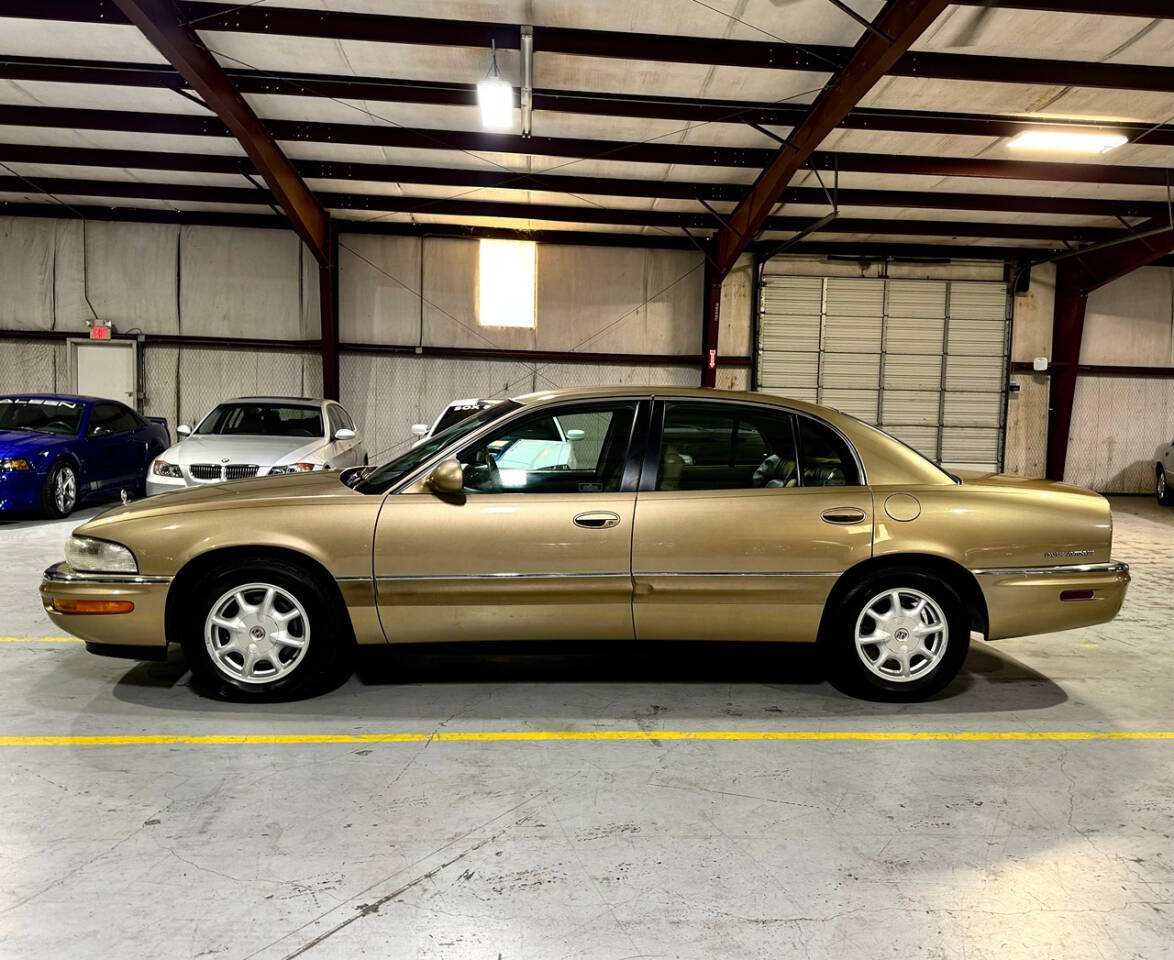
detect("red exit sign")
(89, 324), (112, 340)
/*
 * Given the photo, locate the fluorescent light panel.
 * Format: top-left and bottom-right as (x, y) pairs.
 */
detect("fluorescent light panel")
(1008, 130), (1127, 154)
(478, 239), (536, 329)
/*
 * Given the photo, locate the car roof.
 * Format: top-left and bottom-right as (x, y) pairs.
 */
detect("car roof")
(513, 385), (828, 418)
(0, 392), (99, 404)
(226, 396), (325, 405)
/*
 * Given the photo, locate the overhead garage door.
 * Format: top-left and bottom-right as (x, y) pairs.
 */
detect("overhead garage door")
(757, 274), (1010, 472)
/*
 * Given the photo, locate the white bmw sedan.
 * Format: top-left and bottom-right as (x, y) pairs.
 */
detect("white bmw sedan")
(147, 396), (366, 496)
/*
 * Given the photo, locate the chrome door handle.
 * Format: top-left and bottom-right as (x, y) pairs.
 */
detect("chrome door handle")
(574, 511), (621, 529)
(821, 507), (866, 525)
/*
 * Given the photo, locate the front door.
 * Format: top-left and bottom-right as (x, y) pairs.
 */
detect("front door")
(632, 400), (873, 643)
(373, 399), (646, 644)
(84, 402), (144, 492)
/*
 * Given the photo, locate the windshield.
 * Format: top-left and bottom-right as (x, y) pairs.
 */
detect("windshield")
(0, 397), (85, 436)
(353, 400), (519, 494)
(196, 402), (323, 438)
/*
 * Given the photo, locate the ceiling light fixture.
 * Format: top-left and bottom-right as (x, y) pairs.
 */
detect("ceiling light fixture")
(477, 40), (514, 130)
(1008, 130), (1127, 154)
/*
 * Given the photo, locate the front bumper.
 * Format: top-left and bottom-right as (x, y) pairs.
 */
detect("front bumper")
(975, 561), (1130, 641)
(0, 469), (45, 512)
(40, 562), (171, 656)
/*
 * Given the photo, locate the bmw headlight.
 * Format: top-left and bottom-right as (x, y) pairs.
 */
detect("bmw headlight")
(65, 536), (138, 574)
(152, 460), (182, 478)
(270, 462), (318, 474)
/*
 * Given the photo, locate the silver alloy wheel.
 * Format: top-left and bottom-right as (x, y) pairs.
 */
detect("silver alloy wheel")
(854, 587), (948, 683)
(54, 466), (77, 514)
(204, 582), (310, 684)
(1160, 470), (1167, 500)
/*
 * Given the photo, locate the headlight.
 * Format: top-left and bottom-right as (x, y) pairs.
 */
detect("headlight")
(65, 536), (138, 574)
(0, 458), (32, 472)
(152, 460), (182, 478)
(271, 462), (318, 474)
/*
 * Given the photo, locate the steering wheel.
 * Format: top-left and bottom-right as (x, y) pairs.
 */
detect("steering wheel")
(464, 448), (501, 492)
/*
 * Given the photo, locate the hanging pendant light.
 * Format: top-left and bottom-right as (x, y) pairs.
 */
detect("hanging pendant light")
(477, 39), (514, 130)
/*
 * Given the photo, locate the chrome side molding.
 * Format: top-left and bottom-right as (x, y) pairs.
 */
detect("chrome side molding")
(970, 561), (1129, 577)
(42, 562), (173, 586)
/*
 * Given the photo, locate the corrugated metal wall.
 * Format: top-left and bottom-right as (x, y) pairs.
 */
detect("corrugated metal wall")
(756, 262), (1010, 472)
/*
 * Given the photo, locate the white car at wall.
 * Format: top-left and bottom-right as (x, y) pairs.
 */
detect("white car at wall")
(147, 397), (366, 496)
(411, 397), (584, 481)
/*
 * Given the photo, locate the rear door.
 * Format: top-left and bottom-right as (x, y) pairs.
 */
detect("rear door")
(631, 399), (873, 643)
(373, 398), (648, 644)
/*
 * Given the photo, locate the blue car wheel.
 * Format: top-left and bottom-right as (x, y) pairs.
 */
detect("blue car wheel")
(42, 461), (78, 518)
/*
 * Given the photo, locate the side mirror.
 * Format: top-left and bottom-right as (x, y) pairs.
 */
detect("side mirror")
(565, 428), (586, 441)
(177, 424), (192, 437)
(334, 427), (356, 441)
(410, 423), (429, 438)
(428, 459), (464, 496)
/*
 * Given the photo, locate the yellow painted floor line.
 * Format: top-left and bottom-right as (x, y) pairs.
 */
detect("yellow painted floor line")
(0, 636), (83, 644)
(1, 730), (1173, 747)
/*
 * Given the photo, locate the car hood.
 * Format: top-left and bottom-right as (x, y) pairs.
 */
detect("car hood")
(80, 470), (363, 529)
(0, 429), (72, 457)
(165, 433), (326, 466)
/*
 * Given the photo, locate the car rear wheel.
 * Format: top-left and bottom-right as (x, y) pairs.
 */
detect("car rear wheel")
(823, 569), (970, 702)
(180, 557), (352, 701)
(41, 462), (78, 518)
(1158, 466), (1173, 506)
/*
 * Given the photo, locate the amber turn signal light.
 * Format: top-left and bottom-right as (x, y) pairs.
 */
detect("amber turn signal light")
(52, 598), (135, 615)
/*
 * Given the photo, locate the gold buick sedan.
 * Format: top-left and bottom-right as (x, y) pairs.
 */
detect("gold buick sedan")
(41, 387), (1129, 702)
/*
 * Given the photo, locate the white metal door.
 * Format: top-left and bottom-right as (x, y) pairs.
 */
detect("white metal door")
(757, 272), (1009, 472)
(70, 340), (137, 407)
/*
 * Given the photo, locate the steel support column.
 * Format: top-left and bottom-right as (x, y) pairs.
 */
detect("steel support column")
(701, 257), (723, 387)
(319, 225), (340, 401)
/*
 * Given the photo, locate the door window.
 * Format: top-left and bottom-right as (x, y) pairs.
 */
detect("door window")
(656, 403), (798, 491)
(86, 403), (137, 437)
(326, 405), (344, 437)
(796, 416), (860, 486)
(458, 402), (637, 494)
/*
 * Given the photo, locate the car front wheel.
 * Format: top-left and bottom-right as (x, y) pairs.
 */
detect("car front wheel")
(180, 557), (352, 701)
(1158, 466), (1173, 506)
(823, 569), (970, 702)
(42, 461), (78, 518)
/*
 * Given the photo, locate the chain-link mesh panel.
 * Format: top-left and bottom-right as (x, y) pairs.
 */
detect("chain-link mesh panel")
(0, 339), (63, 392)
(1066, 375), (1174, 493)
(142, 345), (179, 440)
(536, 363), (698, 391)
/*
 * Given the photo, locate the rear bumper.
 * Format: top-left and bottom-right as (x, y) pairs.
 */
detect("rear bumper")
(40, 562), (171, 655)
(975, 561), (1130, 641)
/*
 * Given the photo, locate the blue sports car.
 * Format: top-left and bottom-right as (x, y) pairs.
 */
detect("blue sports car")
(0, 394), (170, 518)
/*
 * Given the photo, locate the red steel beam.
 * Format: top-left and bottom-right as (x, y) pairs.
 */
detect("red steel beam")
(111, 0), (328, 264)
(714, 0), (950, 277)
(8, 55), (1174, 148)
(14, 3), (1174, 93)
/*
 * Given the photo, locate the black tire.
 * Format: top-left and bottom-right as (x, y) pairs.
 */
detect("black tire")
(821, 568), (970, 702)
(1157, 466), (1173, 506)
(41, 461), (78, 518)
(179, 556), (353, 701)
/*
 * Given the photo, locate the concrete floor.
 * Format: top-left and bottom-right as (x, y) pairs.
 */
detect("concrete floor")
(1, 497), (1172, 959)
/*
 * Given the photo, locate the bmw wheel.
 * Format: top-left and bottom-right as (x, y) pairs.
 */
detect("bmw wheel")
(42, 461), (78, 518)
(180, 557), (353, 701)
(1158, 466), (1173, 506)
(823, 569), (970, 702)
